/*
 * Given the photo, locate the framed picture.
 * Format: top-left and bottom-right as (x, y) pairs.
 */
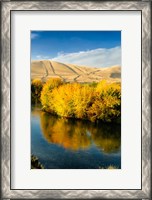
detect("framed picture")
(1, 0), (151, 199)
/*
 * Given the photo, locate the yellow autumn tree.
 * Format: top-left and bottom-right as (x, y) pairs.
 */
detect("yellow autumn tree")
(51, 83), (80, 117)
(88, 81), (121, 122)
(73, 85), (95, 119)
(40, 78), (121, 123)
(40, 78), (63, 112)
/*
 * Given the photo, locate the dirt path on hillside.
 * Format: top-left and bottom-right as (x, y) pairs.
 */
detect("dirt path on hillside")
(40, 61), (48, 81)
(49, 61), (65, 82)
(56, 62), (84, 82)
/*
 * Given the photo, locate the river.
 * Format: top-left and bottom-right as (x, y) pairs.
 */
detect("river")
(31, 106), (121, 169)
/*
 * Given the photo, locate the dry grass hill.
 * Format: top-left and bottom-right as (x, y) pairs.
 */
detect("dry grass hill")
(31, 60), (121, 83)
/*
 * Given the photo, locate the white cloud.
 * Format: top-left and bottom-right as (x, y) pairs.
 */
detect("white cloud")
(51, 46), (121, 68)
(36, 55), (49, 59)
(31, 33), (39, 39)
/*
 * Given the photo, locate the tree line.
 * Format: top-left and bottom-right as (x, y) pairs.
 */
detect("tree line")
(31, 78), (121, 123)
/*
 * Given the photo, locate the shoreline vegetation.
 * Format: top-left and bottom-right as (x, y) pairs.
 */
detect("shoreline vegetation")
(31, 155), (44, 169)
(31, 78), (121, 123)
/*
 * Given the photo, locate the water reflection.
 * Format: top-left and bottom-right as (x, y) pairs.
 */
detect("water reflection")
(39, 111), (121, 153)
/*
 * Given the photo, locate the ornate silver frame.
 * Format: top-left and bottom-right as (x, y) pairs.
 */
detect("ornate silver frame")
(1, 0), (151, 199)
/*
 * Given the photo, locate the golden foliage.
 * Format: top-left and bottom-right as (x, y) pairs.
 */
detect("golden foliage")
(87, 80), (121, 122)
(73, 85), (95, 119)
(51, 83), (80, 117)
(40, 78), (63, 112)
(39, 79), (121, 123)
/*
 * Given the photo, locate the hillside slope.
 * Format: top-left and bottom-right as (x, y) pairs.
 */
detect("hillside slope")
(31, 60), (121, 83)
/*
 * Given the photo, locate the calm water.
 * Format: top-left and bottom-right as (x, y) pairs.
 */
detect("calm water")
(31, 106), (121, 169)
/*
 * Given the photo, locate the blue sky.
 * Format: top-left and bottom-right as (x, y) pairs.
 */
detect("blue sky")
(31, 31), (121, 68)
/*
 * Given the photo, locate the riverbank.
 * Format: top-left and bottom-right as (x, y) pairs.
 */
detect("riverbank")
(31, 155), (44, 169)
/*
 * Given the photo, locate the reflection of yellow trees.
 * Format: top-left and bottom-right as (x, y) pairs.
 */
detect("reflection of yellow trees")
(39, 111), (120, 153)
(89, 125), (121, 153)
(40, 112), (91, 150)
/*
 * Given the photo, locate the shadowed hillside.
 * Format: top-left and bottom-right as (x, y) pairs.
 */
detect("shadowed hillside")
(31, 60), (121, 83)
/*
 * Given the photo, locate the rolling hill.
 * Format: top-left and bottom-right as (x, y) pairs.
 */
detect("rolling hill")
(31, 60), (121, 83)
